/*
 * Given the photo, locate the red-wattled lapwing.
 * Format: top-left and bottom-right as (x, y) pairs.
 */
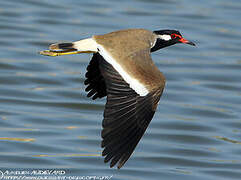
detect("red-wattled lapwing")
(40, 28), (195, 169)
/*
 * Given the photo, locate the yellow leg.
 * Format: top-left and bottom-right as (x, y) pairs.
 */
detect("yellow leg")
(39, 50), (94, 56)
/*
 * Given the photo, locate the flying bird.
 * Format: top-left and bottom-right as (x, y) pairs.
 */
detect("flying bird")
(40, 28), (195, 169)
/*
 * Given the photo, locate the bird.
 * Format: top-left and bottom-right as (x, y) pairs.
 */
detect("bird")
(40, 28), (195, 169)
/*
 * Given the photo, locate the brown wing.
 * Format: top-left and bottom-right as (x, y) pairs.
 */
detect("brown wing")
(95, 53), (164, 169)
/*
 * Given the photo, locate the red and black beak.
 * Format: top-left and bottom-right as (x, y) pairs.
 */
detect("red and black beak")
(179, 37), (196, 46)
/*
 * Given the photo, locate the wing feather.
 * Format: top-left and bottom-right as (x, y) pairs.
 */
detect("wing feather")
(84, 53), (107, 100)
(95, 53), (164, 168)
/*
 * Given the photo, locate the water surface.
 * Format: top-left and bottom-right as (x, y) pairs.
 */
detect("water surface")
(0, 0), (241, 179)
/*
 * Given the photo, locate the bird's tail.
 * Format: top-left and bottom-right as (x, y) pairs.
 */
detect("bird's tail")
(40, 38), (98, 56)
(49, 42), (76, 51)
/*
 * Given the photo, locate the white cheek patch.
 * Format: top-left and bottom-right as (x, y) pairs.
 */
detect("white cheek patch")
(158, 35), (171, 41)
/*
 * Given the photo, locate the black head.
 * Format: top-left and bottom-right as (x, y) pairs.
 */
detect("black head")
(151, 29), (195, 52)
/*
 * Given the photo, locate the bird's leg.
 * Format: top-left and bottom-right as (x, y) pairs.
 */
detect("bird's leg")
(39, 49), (94, 56)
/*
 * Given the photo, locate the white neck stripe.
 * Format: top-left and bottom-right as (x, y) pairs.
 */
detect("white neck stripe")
(96, 44), (149, 96)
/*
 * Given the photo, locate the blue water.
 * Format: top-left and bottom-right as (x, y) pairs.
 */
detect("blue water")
(0, 0), (241, 179)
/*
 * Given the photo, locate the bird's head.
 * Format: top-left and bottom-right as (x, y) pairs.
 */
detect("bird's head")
(151, 29), (195, 52)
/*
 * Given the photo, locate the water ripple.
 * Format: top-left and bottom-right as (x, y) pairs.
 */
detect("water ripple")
(0, 0), (241, 179)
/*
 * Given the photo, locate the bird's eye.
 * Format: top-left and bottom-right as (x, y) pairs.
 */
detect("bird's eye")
(171, 34), (176, 39)
(171, 33), (182, 39)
